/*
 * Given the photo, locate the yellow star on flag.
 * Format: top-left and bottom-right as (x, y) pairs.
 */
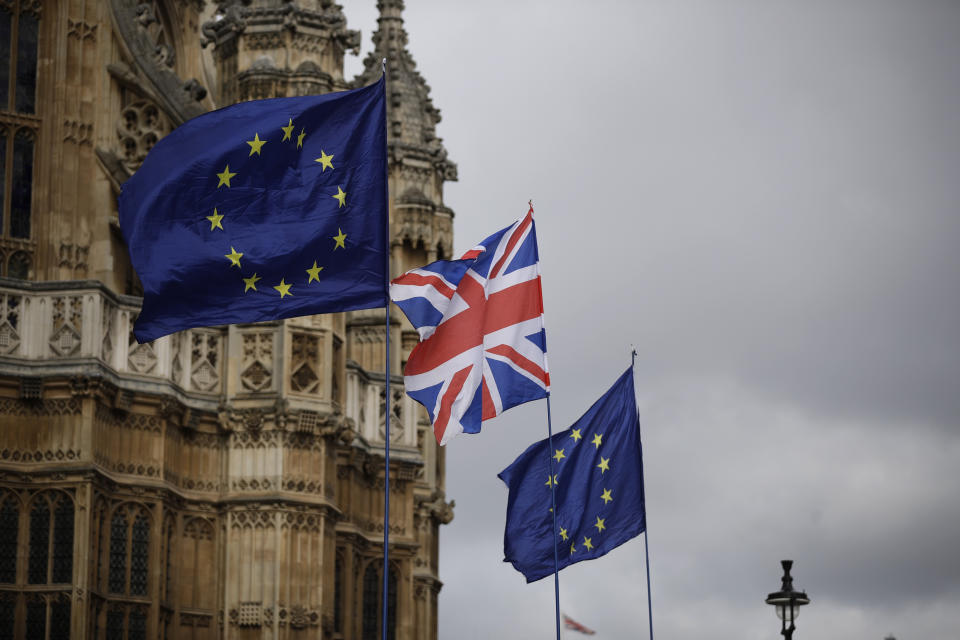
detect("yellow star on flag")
(243, 273), (260, 292)
(559, 527), (569, 541)
(583, 536), (594, 551)
(225, 247), (243, 268)
(315, 149), (334, 171)
(216, 165), (236, 188)
(597, 456), (610, 474)
(246, 133), (267, 156)
(545, 474), (558, 488)
(297, 128), (306, 149)
(600, 488), (613, 505)
(570, 428), (582, 442)
(207, 208), (224, 231)
(570, 542), (576, 555)
(553, 448), (565, 462)
(274, 278), (293, 298)
(306, 261), (324, 283)
(594, 516), (606, 533)
(332, 228), (347, 250)
(591, 433), (603, 449)
(332, 186), (347, 208)
(281, 118), (295, 141)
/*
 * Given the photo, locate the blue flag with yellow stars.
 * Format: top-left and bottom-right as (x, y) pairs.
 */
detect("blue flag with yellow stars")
(499, 367), (646, 582)
(119, 77), (387, 342)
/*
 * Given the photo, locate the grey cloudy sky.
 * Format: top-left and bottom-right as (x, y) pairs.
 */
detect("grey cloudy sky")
(342, 1), (960, 637)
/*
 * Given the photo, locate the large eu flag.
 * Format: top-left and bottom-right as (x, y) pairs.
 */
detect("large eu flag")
(499, 367), (646, 582)
(120, 77), (387, 342)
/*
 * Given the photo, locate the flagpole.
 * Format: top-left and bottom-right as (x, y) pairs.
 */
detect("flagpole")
(532, 199), (561, 640)
(632, 349), (654, 640)
(381, 58), (391, 640)
(546, 393), (561, 640)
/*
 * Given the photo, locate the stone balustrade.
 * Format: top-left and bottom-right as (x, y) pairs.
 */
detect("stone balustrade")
(0, 277), (419, 449)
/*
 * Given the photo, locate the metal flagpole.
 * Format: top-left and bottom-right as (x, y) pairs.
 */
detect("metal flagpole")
(632, 349), (654, 640)
(546, 394), (561, 640)
(381, 58), (391, 640)
(530, 199), (561, 640)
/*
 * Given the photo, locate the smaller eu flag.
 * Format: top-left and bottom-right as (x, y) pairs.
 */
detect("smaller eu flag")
(120, 77), (387, 343)
(499, 367), (646, 582)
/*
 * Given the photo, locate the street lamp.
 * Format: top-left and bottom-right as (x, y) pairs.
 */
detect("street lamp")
(765, 560), (810, 640)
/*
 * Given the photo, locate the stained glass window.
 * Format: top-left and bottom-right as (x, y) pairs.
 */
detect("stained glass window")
(10, 129), (33, 239)
(387, 567), (397, 640)
(334, 553), (343, 633)
(0, 496), (17, 583)
(105, 609), (124, 640)
(25, 598), (46, 639)
(0, 7), (10, 109)
(130, 514), (149, 596)
(362, 563), (379, 640)
(94, 506), (106, 590)
(108, 511), (127, 594)
(14, 8), (37, 114)
(0, 597), (14, 640)
(50, 598), (71, 637)
(163, 519), (174, 601)
(28, 498), (49, 584)
(129, 609), (146, 640)
(52, 497), (73, 583)
(0, 127), (5, 238)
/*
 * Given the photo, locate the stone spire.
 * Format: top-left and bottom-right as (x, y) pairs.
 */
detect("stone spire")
(354, 0), (457, 274)
(355, 0), (457, 188)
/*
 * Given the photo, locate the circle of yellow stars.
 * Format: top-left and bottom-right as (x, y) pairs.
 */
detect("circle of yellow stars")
(205, 115), (353, 298)
(545, 426), (618, 557)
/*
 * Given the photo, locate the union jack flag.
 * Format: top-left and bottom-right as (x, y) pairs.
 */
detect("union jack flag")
(390, 205), (549, 445)
(563, 614), (596, 635)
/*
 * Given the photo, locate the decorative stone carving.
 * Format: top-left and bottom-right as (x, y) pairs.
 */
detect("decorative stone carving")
(67, 18), (97, 40)
(0, 294), (21, 356)
(240, 331), (273, 391)
(379, 388), (405, 443)
(101, 300), (115, 364)
(62, 119), (94, 145)
(290, 332), (320, 394)
(234, 601), (262, 627)
(128, 318), (157, 374)
(117, 99), (171, 172)
(190, 331), (222, 392)
(288, 604), (318, 629)
(170, 332), (183, 383)
(49, 296), (83, 357)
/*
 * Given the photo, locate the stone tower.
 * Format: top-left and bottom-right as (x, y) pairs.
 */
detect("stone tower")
(0, 0), (456, 638)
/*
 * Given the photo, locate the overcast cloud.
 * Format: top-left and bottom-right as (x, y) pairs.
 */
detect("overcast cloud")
(342, 1), (960, 637)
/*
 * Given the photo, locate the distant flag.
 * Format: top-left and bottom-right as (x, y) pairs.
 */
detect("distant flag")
(499, 367), (645, 582)
(120, 77), (388, 342)
(390, 205), (549, 444)
(563, 613), (596, 635)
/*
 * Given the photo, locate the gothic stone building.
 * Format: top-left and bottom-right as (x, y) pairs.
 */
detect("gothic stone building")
(0, 0), (458, 638)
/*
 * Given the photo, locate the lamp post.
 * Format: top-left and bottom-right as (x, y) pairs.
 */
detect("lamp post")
(765, 560), (810, 640)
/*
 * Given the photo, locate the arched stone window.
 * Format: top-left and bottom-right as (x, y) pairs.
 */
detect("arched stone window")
(334, 551), (343, 634)
(0, 0), (39, 114)
(361, 561), (399, 640)
(108, 505), (150, 596)
(27, 492), (73, 585)
(0, 491), (74, 640)
(103, 504), (151, 640)
(0, 0), (40, 274)
(0, 492), (18, 583)
(361, 563), (378, 640)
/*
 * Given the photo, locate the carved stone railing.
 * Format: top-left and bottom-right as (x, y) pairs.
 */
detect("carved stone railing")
(0, 278), (418, 449)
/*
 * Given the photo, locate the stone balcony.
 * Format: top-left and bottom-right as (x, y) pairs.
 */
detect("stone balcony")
(0, 277), (419, 450)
